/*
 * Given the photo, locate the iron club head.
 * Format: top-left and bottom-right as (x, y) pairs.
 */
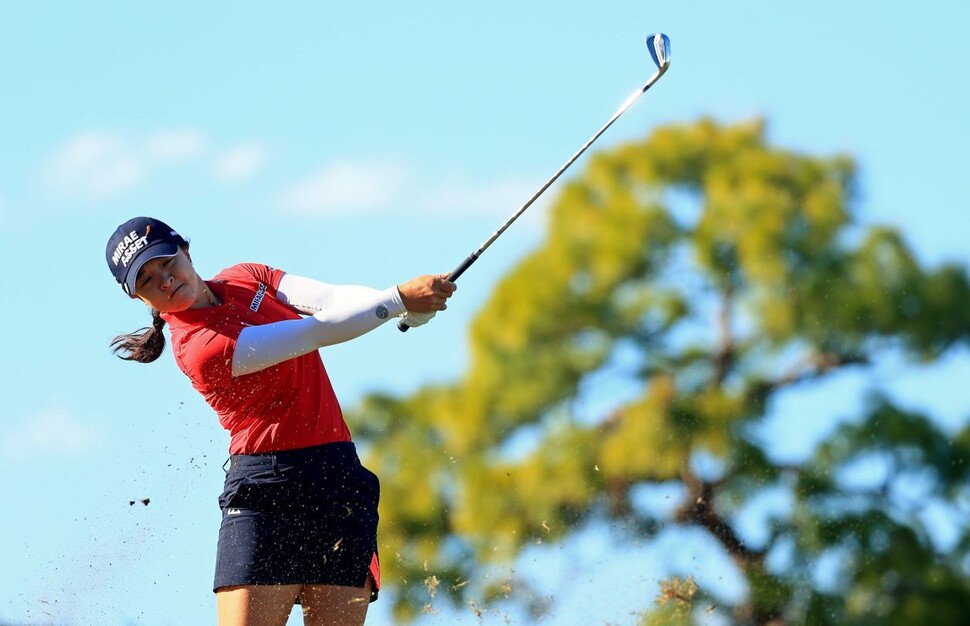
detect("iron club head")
(647, 33), (671, 71)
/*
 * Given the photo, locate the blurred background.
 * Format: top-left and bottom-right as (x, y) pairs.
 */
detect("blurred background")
(1, 2), (968, 625)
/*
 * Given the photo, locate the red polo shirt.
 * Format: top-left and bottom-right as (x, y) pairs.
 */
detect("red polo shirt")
(161, 263), (351, 454)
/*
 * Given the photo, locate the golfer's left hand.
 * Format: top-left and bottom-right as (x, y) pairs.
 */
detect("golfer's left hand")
(400, 310), (436, 328)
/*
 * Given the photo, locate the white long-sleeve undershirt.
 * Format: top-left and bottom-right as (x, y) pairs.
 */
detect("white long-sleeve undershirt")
(230, 273), (406, 377)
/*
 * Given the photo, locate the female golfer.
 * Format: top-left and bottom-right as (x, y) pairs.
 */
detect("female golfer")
(106, 216), (455, 626)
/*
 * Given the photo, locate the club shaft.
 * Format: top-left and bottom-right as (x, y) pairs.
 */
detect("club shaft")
(456, 68), (667, 278)
(399, 64), (668, 331)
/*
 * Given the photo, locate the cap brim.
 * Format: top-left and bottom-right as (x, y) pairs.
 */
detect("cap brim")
(122, 242), (180, 296)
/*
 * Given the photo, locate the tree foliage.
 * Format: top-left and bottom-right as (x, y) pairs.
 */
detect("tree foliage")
(347, 119), (970, 624)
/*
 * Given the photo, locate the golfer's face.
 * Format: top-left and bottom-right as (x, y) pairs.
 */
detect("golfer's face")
(133, 249), (201, 312)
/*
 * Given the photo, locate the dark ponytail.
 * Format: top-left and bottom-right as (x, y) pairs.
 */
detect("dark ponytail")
(110, 308), (167, 363)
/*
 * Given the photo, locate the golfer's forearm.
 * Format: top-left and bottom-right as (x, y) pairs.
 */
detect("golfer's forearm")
(277, 273), (392, 315)
(231, 286), (406, 376)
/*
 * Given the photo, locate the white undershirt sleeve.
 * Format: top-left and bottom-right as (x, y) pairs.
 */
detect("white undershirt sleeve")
(230, 273), (407, 377)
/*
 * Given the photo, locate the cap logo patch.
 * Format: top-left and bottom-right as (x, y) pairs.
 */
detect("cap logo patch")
(110, 230), (150, 268)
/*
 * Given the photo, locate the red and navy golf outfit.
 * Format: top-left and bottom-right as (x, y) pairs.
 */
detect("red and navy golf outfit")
(162, 263), (381, 597)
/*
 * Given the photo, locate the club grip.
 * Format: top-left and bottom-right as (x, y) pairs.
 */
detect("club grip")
(397, 252), (479, 332)
(447, 252), (479, 282)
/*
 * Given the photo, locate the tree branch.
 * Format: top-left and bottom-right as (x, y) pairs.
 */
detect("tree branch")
(675, 461), (765, 570)
(713, 283), (736, 387)
(763, 350), (868, 393)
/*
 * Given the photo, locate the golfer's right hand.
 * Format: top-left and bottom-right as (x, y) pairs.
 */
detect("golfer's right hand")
(397, 274), (456, 313)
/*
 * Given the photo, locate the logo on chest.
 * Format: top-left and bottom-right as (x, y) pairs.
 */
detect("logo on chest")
(250, 282), (268, 312)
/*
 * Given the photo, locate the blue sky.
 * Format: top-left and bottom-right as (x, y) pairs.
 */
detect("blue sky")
(1, 2), (968, 625)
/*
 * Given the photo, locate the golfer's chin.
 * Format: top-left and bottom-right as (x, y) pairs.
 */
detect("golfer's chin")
(150, 285), (197, 313)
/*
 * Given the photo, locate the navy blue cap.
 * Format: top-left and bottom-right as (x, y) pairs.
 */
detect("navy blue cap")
(106, 217), (187, 296)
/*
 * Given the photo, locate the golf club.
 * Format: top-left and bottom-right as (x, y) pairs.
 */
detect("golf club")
(400, 33), (671, 331)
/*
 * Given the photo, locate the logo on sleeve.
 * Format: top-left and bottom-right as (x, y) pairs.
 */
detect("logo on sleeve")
(376, 305), (389, 319)
(250, 282), (267, 312)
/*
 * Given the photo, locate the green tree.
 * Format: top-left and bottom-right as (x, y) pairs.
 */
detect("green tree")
(348, 119), (970, 624)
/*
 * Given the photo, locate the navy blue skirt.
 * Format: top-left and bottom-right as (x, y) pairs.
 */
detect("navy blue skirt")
(213, 441), (380, 600)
